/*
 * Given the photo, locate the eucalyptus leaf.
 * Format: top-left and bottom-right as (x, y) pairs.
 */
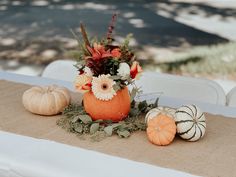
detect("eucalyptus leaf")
(112, 122), (123, 129)
(74, 124), (83, 133)
(103, 120), (113, 124)
(94, 119), (104, 123)
(104, 126), (113, 136)
(113, 83), (121, 92)
(90, 123), (100, 134)
(72, 116), (80, 123)
(117, 130), (130, 138)
(118, 123), (130, 130)
(79, 115), (92, 124)
(120, 74), (130, 81)
(136, 122), (147, 130)
(109, 75), (122, 80)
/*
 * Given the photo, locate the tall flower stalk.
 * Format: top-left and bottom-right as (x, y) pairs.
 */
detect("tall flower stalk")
(106, 13), (117, 44)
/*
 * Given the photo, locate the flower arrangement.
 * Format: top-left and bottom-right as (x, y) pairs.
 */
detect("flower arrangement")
(74, 14), (142, 101)
(70, 14), (144, 122)
(57, 14), (157, 140)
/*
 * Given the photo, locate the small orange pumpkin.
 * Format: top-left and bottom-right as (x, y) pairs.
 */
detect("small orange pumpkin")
(147, 114), (176, 146)
(83, 87), (130, 122)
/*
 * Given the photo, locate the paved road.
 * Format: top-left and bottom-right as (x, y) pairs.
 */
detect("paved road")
(0, 0), (236, 76)
(167, 0), (236, 40)
(1, 0), (233, 47)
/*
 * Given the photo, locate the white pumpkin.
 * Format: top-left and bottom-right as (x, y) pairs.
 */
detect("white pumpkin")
(22, 85), (71, 116)
(175, 105), (206, 141)
(145, 106), (176, 123)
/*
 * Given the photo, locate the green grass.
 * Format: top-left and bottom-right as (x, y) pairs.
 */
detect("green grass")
(146, 42), (236, 77)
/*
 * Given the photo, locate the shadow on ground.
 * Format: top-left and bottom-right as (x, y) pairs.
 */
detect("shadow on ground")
(0, 0), (231, 45)
(0, 0), (234, 69)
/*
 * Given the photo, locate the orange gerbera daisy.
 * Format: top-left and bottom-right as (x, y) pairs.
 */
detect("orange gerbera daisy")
(86, 43), (112, 61)
(74, 74), (92, 93)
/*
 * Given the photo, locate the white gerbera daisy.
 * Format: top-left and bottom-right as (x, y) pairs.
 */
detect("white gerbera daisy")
(92, 74), (117, 101)
(117, 63), (130, 80)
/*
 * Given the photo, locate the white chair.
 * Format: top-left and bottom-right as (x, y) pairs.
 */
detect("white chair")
(214, 79), (236, 95)
(42, 61), (226, 105)
(135, 72), (226, 105)
(226, 87), (236, 107)
(41, 60), (77, 82)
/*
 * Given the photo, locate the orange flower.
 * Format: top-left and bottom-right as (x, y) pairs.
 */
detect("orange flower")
(111, 48), (121, 58)
(130, 61), (142, 79)
(74, 74), (92, 93)
(86, 43), (112, 61)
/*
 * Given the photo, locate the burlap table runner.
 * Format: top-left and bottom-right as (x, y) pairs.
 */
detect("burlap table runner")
(0, 80), (236, 177)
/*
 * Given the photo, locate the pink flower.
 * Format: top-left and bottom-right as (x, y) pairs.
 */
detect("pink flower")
(130, 61), (142, 79)
(86, 43), (112, 61)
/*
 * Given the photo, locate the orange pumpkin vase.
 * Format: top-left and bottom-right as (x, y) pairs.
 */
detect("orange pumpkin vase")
(147, 114), (176, 146)
(83, 87), (131, 122)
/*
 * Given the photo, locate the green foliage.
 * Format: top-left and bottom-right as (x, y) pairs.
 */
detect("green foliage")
(119, 34), (135, 64)
(57, 89), (159, 141)
(121, 34), (133, 51)
(103, 58), (120, 75)
(156, 42), (236, 76)
(57, 103), (147, 141)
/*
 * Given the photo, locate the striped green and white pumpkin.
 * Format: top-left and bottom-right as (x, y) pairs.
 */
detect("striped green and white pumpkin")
(145, 107), (176, 123)
(175, 105), (206, 141)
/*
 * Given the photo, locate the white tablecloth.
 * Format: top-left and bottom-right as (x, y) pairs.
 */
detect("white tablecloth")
(0, 131), (197, 177)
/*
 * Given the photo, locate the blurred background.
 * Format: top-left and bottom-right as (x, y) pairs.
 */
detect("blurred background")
(0, 0), (236, 84)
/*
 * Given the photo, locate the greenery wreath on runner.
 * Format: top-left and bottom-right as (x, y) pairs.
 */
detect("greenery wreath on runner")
(57, 93), (158, 141)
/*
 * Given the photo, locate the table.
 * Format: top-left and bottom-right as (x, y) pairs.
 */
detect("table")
(1, 71), (236, 177)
